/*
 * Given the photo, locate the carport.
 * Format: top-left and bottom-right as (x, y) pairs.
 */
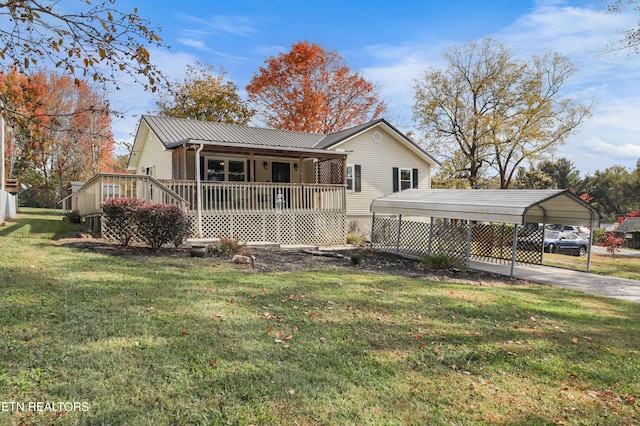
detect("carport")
(369, 189), (601, 275)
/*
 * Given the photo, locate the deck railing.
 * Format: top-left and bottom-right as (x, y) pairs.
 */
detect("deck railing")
(163, 181), (345, 213)
(76, 174), (189, 216)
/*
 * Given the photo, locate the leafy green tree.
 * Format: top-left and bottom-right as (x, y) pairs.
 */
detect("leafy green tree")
(539, 158), (581, 190)
(156, 62), (255, 124)
(514, 166), (555, 189)
(580, 165), (639, 218)
(413, 38), (591, 189)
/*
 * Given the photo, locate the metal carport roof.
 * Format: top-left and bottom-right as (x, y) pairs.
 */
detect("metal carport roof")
(370, 189), (601, 227)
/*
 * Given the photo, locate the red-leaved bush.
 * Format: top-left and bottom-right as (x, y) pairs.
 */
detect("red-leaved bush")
(102, 198), (190, 249)
(102, 198), (146, 246)
(602, 232), (625, 259)
(135, 203), (190, 250)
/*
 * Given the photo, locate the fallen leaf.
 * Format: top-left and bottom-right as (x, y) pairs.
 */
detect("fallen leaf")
(209, 359), (217, 366)
(180, 330), (189, 335)
(274, 339), (283, 344)
(285, 334), (293, 340)
(288, 389), (295, 397)
(572, 337), (579, 344)
(603, 389), (614, 397)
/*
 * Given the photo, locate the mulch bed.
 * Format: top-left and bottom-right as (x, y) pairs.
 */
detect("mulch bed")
(58, 236), (532, 286)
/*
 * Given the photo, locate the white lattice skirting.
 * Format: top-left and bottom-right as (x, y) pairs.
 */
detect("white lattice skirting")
(191, 212), (347, 245)
(97, 212), (347, 246)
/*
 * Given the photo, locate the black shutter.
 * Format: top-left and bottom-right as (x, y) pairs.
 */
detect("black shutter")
(392, 167), (399, 192)
(412, 168), (419, 188)
(200, 156), (205, 180)
(247, 159), (252, 182)
(354, 164), (361, 193)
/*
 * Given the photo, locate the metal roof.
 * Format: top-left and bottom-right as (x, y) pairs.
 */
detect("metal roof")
(370, 189), (601, 227)
(143, 115), (325, 149)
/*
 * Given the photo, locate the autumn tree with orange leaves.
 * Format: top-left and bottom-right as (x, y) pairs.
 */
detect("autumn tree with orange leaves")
(0, 68), (116, 207)
(246, 41), (386, 133)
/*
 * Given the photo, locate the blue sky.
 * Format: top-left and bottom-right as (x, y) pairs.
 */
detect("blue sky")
(108, 0), (640, 176)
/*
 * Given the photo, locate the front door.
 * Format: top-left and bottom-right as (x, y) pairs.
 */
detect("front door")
(271, 162), (291, 209)
(271, 162), (290, 183)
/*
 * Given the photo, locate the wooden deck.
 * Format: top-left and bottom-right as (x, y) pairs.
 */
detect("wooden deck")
(75, 174), (347, 245)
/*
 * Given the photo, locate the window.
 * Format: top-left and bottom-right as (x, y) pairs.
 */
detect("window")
(393, 167), (418, 192)
(228, 160), (245, 182)
(207, 159), (225, 181)
(346, 164), (361, 192)
(206, 158), (246, 182)
(346, 164), (354, 191)
(399, 168), (412, 191)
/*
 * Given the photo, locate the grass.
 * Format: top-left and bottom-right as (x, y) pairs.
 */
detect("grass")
(0, 208), (639, 425)
(543, 251), (640, 281)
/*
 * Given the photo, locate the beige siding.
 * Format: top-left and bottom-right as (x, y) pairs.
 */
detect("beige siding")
(333, 128), (432, 216)
(135, 129), (173, 180)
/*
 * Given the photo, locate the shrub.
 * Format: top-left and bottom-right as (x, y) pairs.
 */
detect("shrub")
(135, 203), (189, 251)
(602, 232), (625, 259)
(214, 237), (246, 257)
(421, 252), (463, 271)
(63, 210), (82, 224)
(350, 253), (363, 266)
(102, 198), (146, 246)
(346, 232), (366, 246)
(592, 228), (607, 245)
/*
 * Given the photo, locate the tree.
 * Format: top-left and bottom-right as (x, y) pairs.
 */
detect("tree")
(156, 62), (254, 124)
(606, 0), (640, 53)
(413, 38), (591, 189)
(246, 41), (387, 133)
(580, 164), (639, 218)
(0, 0), (166, 94)
(0, 67), (115, 207)
(539, 158), (581, 189)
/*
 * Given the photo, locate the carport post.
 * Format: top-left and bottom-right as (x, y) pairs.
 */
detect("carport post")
(510, 224), (519, 276)
(396, 214), (403, 253)
(465, 220), (472, 268)
(370, 212), (376, 247)
(428, 217), (434, 254)
(586, 216), (595, 272)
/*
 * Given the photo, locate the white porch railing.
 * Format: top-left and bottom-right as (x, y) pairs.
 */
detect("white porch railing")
(163, 181), (345, 213)
(76, 174), (189, 216)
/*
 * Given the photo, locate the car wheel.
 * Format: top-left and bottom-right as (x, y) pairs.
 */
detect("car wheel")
(577, 246), (587, 257)
(548, 243), (555, 253)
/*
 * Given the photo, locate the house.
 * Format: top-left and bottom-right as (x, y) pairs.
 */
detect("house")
(77, 115), (438, 245)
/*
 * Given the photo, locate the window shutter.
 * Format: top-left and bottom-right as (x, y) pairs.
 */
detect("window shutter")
(354, 164), (361, 193)
(412, 168), (419, 188)
(392, 167), (399, 192)
(200, 156), (205, 180)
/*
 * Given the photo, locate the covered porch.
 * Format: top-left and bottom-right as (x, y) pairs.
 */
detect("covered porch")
(75, 141), (348, 244)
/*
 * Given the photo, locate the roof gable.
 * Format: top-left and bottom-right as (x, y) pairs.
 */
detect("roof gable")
(315, 118), (440, 167)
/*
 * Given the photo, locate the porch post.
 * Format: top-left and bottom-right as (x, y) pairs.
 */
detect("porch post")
(195, 144), (204, 237)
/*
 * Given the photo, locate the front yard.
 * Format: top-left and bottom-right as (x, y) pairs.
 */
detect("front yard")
(0, 209), (638, 425)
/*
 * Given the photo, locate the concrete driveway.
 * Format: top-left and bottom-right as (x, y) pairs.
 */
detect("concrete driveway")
(470, 260), (640, 303)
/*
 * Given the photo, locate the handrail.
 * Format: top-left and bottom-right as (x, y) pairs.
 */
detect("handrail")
(76, 174), (189, 216)
(163, 180), (345, 213)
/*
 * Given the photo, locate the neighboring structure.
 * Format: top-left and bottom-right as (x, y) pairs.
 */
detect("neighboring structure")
(615, 217), (640, 249)
(76, 115), (438, 245)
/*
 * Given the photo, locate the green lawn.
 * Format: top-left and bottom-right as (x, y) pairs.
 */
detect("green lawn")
(543, 251), (640, 281)
(1, 209), (639, 425)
